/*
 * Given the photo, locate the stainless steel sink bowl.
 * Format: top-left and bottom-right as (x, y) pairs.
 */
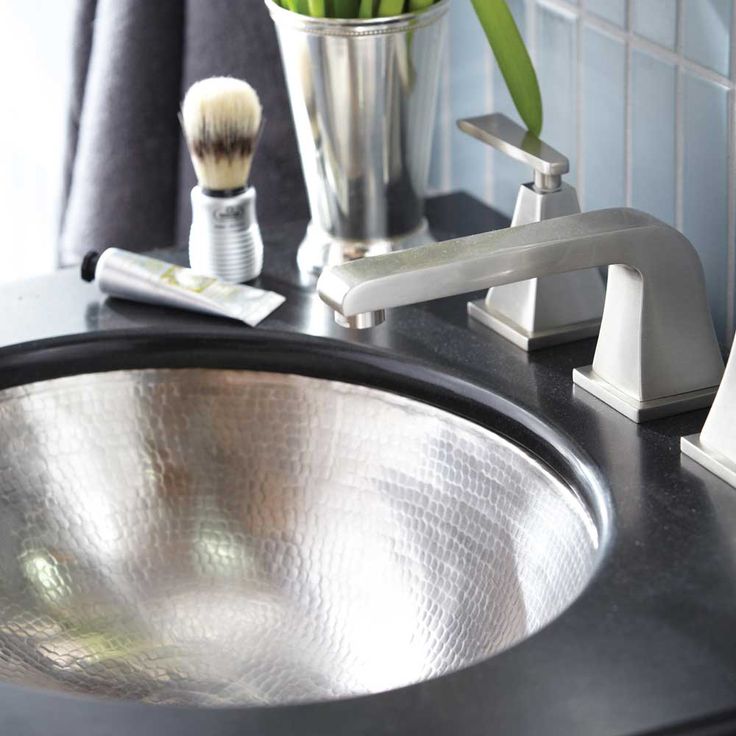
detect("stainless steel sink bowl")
(0, 368), (600, 707)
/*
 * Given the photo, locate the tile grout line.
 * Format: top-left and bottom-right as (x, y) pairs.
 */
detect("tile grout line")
(675, 0), (684, 234)
(485, 9), (495, 206)
(727, 0), (736, 345)
(529, 0), (539, 119)
(530, 0), (539, 69)
(442, 17), (452, 193)
(527, 0), (539, 198)
(625, 0), (633, 207)
(576, 0), (585, 207)
(540, 0), (734, 89)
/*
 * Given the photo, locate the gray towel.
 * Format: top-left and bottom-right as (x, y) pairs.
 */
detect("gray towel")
(59, 0), (307, 265)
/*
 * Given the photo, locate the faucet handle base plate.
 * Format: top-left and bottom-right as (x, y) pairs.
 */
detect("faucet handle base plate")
(681, 434), (736, 488)
(573, 366), (719, 423)
(468, 299), (601, 351)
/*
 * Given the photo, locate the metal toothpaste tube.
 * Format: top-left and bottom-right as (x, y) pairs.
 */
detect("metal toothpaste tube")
(80, 248), (284, 327)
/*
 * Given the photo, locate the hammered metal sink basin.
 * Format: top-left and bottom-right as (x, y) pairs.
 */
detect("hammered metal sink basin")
(0, 368), (600, 707)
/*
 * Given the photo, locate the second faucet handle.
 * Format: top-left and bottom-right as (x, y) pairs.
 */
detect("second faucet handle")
(458, 113), (568, 193)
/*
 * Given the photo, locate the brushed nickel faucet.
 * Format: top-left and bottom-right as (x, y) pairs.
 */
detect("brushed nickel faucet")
(682, 345), (736, 485)
(458, 113), (605, 350)
(317, 208), (724, 422)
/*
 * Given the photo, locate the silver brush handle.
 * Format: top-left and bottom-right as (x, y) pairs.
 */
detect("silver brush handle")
(188, 187), (264, 283)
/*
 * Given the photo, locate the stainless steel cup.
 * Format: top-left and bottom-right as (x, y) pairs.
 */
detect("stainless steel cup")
(266, 0), (449, 274)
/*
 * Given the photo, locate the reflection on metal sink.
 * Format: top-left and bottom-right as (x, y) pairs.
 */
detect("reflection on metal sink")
(0, 367), (600, 707)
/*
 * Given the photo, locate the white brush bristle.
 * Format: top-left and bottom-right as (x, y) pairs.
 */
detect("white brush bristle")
(181, 77), (263, 191)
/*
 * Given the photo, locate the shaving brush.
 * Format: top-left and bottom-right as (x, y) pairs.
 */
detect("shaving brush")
(182, 77), (264, 283)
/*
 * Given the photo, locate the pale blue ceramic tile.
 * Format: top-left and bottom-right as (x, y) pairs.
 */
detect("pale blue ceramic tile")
(682, 72), (730, 341)
(449, 0), (489, 202)
(632, 0), (677, 49)
(507, 0), (524, 31)
(535, 3), (578, 185)
(587, 0), (626, 27)
(581, 26), (626, 211)
(428, 72), (449, 194)
(488, 0), (528, 217)
(631, 49), (676, 225)
(682, 0), (731, 77)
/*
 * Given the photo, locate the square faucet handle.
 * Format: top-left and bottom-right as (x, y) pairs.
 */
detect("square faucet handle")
(458, 113), (569, 193)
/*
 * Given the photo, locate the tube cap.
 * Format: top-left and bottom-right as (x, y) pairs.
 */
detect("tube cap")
(81, 251), (101, 282)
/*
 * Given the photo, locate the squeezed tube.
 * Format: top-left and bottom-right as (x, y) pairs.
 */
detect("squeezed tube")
(81, 248), (285, 327)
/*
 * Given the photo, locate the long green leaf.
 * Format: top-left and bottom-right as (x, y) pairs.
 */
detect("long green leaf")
(377, 0), (405, 16)
(408, 0), (433, 9)
(358, 0), (374, 16)
(308, 0), (326, 14)
(333, 0), (359, 16)
(470, 0), (543, 136)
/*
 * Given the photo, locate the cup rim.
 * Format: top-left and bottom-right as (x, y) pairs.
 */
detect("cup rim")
(264, 0), (449, 36)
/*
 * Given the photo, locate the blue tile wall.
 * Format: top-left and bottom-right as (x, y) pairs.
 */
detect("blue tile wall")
(428, 66), (449, 194)
(682, 72), (730, 339)
(632, 0), (678, 49)
(448, 0), (490, 202)
(587, 0), (626, 27)
(631, 49), (677, 225)
(682, 0), (732, 75)
(433, 0), (736, 342)
(581, 26), (626, 210)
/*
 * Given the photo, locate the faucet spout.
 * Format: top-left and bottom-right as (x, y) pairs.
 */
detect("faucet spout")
(317, 208), (724, 422)
(333, 309), (386, 330)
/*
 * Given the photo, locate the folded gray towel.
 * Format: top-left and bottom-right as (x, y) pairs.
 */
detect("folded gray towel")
(59, 0), (307, 265)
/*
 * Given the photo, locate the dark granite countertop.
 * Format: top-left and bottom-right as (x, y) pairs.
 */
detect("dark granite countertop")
(0, 193), (735, 735)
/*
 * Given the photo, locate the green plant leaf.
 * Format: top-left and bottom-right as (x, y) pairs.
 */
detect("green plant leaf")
(408, 0), (433, 9)
(358, 0), (374, 16)
(333, 0), (359, 16)
(377, 0), (406, 16)
(470, 0), (543, 136)
(307, 0), (325, 13)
